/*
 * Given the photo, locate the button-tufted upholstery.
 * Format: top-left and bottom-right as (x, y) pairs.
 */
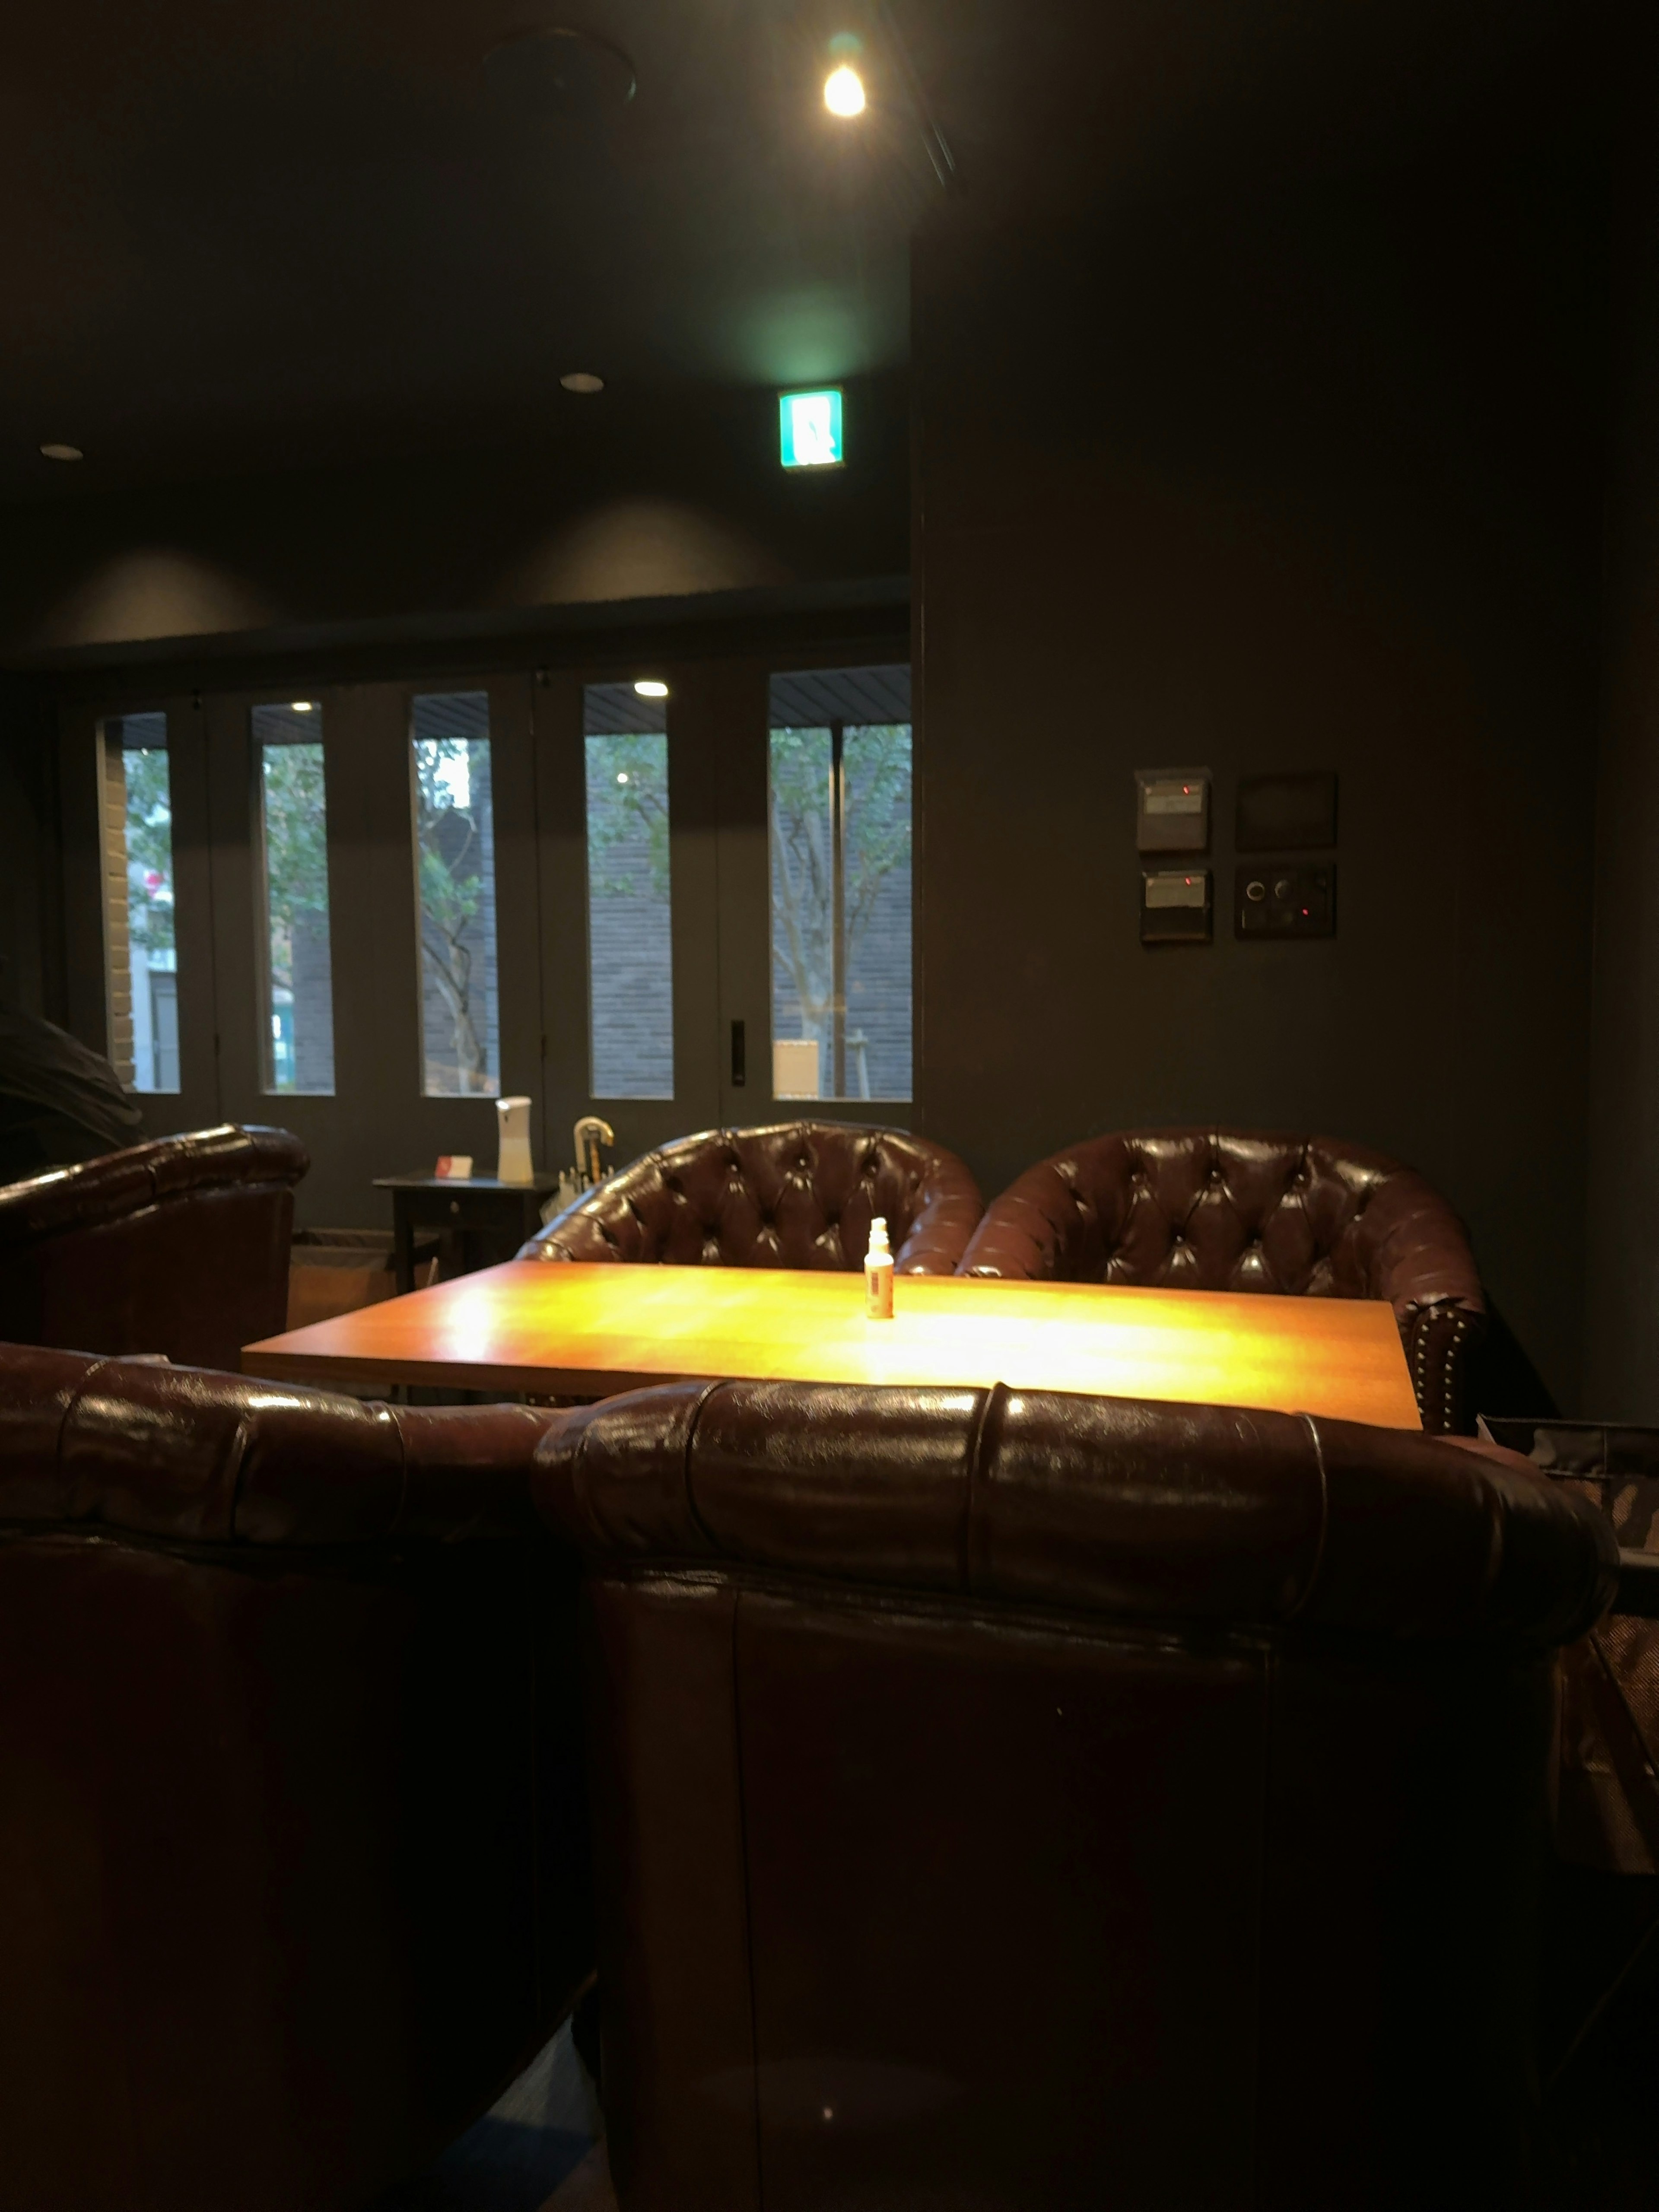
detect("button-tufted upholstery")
(0, 1341), (591, 2212)
(533, 1377), (1614, 2212)
(0, 1122), (308, 1373)
(518, 1119), (982, 1275)
(959, 1128), (1486, 1432)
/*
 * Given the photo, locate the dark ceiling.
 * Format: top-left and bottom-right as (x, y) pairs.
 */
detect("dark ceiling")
(0, 0), (984, 505)
(0, 0), (1619, 512)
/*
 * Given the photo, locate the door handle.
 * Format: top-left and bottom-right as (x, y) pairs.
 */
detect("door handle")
(731, 1019), (746, 1087)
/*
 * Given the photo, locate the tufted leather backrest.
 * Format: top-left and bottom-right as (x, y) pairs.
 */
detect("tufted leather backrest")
(0, 1342), (591, 2212)
(519, 1120), (982, 1275)
(538, 1378), (1611, 1643)
(959, 1128), (1479, 1307)
(0, 1123), (308, 1373)
(533, 1379), (1611, 2211)
(959, 1128), (1486, 1432)
(0, 1340), (559, 1545)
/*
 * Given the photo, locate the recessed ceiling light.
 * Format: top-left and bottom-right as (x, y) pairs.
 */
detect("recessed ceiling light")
(560, 372), (605, 394)
(634, 679), (669, 698)
(824, 64), (865, 117)
(290, 701), (315, 713)
(39, 442), (83, 463)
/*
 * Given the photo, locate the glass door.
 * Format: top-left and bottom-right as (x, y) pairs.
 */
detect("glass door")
(61, 637), (911, 1227)
(706, 655), (915, 1140)
(532, 664), (723, 1188)
(59, 692), (221, 1143)
(203, 674), (540, 1225)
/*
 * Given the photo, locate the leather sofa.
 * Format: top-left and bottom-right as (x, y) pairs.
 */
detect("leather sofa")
(534, 1378), (1614, 2212)
(959, 1128), (1485, 1432)
(0, 1344), (592, 2212)
(0, 1122), (308, 1373)
(519, 1120), (981, 1274)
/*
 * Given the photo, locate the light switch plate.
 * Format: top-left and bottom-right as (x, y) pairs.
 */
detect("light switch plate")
(1135, 766), (1211, 852)
(1141, 868), (1212, 944)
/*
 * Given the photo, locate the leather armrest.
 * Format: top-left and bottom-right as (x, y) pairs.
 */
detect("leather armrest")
(894, 1170), (983, 1274)
(955, 1165), (1089, 1279)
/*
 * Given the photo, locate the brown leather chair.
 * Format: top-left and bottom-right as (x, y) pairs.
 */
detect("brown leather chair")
(960, 1128), (1485, 1431)
(519, 1120), (982, 1275)
(0, 1344), (592, 2212)
(534, 1379), (1614, 2212)
(0, 1122), (308, 1373)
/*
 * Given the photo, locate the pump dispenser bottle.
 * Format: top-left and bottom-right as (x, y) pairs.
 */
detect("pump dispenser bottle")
(864, 1215), (894, 1320)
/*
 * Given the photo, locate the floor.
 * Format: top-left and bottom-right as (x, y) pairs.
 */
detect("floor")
(540, 2144), (616, 2211)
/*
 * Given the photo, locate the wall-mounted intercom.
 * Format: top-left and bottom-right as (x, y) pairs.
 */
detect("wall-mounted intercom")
(1234, 864), (1335, 939)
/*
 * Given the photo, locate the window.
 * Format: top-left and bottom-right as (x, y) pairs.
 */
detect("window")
(254, 702), (335, 1094)
(585, 682), (673, 1099)
(769, 665), (912, 1102)
(99, 712), (179, 1094)
(411, 692), (499, 1097)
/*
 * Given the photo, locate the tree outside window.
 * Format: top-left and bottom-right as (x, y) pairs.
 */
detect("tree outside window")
(413, 735), (499, 1095)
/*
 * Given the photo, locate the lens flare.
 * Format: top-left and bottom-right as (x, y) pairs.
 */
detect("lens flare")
(824, 64), (865, 117)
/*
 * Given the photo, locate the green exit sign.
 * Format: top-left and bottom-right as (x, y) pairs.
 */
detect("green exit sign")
(779, 388), (844, 469)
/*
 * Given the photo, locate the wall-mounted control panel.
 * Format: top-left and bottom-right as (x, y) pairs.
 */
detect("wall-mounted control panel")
(1142, 868), (1212, 945)
(1236, 771), (1337, 852)
(1235, 864), (1335, 939)
(1135, 766), (1211, 853)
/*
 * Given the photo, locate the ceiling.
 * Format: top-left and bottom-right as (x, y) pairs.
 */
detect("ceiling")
(0, 0), (985, 506)
(0, 0), (1616, 513)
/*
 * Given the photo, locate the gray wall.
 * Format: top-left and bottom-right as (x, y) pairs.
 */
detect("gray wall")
(0, 375), (908, 670)
(0, 680), (58, 1017)
(1585, 48), (1659, 1419)
(913, 84), (1611, 1408)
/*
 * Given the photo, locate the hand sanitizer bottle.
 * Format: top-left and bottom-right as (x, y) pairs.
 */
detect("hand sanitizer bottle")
(865, 1215), (894, 1320)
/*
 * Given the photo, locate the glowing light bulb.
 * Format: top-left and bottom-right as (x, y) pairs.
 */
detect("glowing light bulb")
(290, 700), (315, 713)
(634, 679), (669, 698)
(824, 64), (865, 117)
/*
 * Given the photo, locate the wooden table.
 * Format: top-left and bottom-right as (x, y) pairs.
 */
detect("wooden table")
(244, 1262), (1421, 1429)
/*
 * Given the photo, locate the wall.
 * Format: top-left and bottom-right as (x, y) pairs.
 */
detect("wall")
(0, 372), (909, 669)
(0, 679), (58, 1017)
(1583, 25), (1659, 1418)
(913, 40), (1612, 1408)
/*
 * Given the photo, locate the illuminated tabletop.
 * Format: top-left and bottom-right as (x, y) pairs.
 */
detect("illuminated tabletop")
(243, 1261), (1422, 1429)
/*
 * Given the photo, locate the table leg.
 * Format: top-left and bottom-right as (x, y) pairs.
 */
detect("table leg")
(393, 1199), (415, 1297)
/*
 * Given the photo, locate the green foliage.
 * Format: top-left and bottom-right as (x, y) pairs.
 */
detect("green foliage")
(413, 738), (492, 1091)
(586, 721), (911, 1066)
(768, 723), (912, 1047)
(261, 743), (329, 993)
(585, 735), (670, 897)
(124, 748), (175, 955)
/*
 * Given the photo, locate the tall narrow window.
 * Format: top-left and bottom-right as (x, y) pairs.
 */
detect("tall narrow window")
(585, 683), (673, 1099)
(411, 692), (499, 1097)
(769, 665), (912, 1102)
(254, 702), (335, 1094)
(99, 712), (179, 1094)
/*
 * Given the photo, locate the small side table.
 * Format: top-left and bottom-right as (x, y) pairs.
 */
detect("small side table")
(375, 1174), (563, 1295)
